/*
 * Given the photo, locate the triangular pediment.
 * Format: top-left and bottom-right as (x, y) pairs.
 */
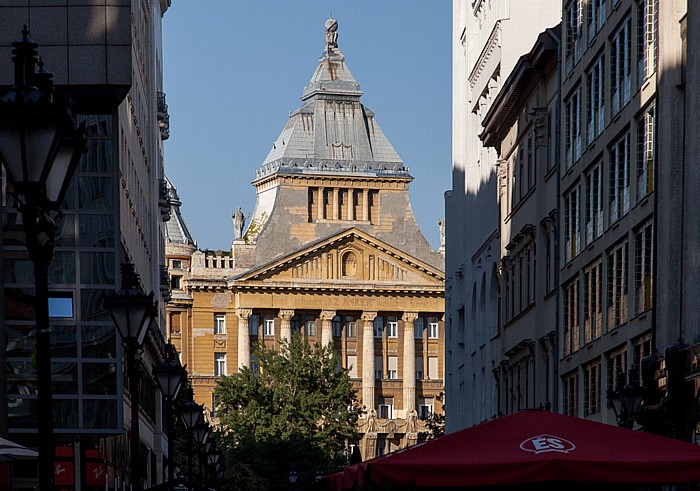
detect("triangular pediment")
(230, 229), (443, 291)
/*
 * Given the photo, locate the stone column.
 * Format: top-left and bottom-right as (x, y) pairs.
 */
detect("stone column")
(362, 189), (370, 221)
(361, 311), (378, 411)
(279, 309), (295, 347)
(318, 186), (325, 219)
(320, 310), (336, 348)
(333, 188), (340, 219)
(348, 190), (355, 220)
(236, 308), (252, 370)
(402, 312), (418, 412)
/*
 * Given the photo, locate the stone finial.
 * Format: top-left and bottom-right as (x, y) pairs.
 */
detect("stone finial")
(325, 18), (338, 50)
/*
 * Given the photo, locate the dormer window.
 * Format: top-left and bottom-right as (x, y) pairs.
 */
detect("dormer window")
(342, 251), (358, 277)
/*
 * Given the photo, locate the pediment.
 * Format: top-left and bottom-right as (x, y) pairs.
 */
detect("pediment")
(231, 229), (443, 290)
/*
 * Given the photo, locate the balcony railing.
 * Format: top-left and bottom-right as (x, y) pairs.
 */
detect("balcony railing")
(157, 91), (170, 140)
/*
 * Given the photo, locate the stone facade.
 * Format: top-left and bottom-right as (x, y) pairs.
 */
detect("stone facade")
(166, 20), (445, 461)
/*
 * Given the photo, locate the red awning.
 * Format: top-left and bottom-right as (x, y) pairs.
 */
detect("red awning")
(329, 410), (700, 489)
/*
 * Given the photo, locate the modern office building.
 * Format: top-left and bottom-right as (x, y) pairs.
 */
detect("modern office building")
(0, 1), (175, 489)
(165, 20), (445, 461)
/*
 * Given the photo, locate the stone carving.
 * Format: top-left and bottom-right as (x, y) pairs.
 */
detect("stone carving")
(438, 218), (445, 248)
(325, 18), (338, 50)
(232, 207), (248, 240)
(406, 408), (418, 433)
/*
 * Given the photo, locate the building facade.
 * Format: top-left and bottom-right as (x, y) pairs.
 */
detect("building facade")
(166, 20), (445, 460)
(1, 1), (175, 489)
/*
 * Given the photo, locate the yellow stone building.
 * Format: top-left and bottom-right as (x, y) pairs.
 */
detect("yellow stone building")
(165, 20), (445, 460)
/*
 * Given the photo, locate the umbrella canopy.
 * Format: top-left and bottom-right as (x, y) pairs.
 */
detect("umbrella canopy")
(330, 410), (700, 489)
(0, 437), (38, 460)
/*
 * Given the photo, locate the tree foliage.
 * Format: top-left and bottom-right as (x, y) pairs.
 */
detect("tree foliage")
(215, 332), (361, 490)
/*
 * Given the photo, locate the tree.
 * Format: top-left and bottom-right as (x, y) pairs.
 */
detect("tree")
(215, 332), (361, 490)
(419, 392), (445, 441)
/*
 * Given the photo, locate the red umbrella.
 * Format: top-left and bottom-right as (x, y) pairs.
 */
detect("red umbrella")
(330, 410), (700, 489)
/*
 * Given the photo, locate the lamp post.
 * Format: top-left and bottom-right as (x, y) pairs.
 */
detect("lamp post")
(153, 343), (186, 491)
(0, 27), (86, 491)
(180, 400), (203, 491)
(104, 263), (156, 491)
(194, 422), (210, 489)
(607, 369), (646, 429)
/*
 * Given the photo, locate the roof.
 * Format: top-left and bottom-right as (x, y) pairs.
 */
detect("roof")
(163, 177), (196, 247)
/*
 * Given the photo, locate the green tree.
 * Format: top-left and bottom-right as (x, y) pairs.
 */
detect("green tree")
(419, 392), (445, 441)
(215, 332), (361, 490)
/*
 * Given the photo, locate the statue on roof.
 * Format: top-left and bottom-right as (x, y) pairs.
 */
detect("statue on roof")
(325, 18), (338, 50)
(232, 207), (248, 240)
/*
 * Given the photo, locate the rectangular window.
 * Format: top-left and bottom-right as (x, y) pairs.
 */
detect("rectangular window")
(214, 353), (226, 377)
(418, 397), (434, 419)
(304, 319), (316, 336)
(563, 371), (579, 417)
(607, 240), (629, 329)
(414, 317), (424, 339)
(347, 355), (358, 378)
(378, 397), (394, 419)
(583, 258), (603, 344)
(332, 316), (341, 337)
(587, 0), (606, 40)
(388, 356), (398, 380)
(375, 355), (383, 380)
(637, 104), (655, 200)
(170, 275), (182, 290)
(416, 356), (424, 380)
(607, 346), (627, 394)
(583, 360), (601, 416)
(214, 313), (226, 335)
(563, 277), (580, 355)
(249, 315), (259, 336)
(565, 0), (583, 72)
(609, 130), (631, 224)
(586, 54), (605, 145)
(345, 318), (356, 338)
(585, 162), (603, 244)
(565, 85), (582, 168)
(373, 316), (384, 338)
(633, 335), (652, 385)
(428, 357), (439, 380)
(428, 317), (439, 339)
(264, 318), (275, 337)
(635, 220), (653, 314)
(637, 0), (658, 84)
(611, 16), (632, 115)
(564, 185), (581, 262)
(171, 259), (182, 269)
(527, 132), (534, 191)
(387, 316), (398, 338)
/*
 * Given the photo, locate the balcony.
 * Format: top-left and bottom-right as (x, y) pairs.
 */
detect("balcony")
(158, 178), (171, 222)
(157, 91), (170, 140)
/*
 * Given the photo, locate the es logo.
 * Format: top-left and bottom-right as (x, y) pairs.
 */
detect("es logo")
(519, 434), (576, 454)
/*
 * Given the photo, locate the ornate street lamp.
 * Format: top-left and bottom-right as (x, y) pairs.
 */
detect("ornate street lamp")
(289, 466), (298, 484)
(180, 400), (203, 491)
(154, 343), (186, 491)
(607, 369), (646, 429)
(0, 27), (86, 491)
(104, 263), (156, 491)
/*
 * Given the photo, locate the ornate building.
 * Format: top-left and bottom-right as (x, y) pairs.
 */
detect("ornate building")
(165, 20), (445, 460)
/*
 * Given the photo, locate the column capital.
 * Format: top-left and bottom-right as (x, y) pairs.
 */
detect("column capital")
(361, 311), (378, 322)
(402, 312), (419, 323)
(320, 310), (336, 321)
(236, 308), (252, 319)
(278, 309), (295, 320)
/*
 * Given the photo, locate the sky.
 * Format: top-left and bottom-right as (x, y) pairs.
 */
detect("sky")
(162, 1), (452, 251)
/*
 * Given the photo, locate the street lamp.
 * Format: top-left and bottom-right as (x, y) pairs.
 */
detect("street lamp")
(153, 343), (186, 491)
(607, 369), (646, 429)
(0, 27), (86, 491)
(194, 422), (211, 489)
(180, 400), (203, 491)
(104, 263), (156, 491)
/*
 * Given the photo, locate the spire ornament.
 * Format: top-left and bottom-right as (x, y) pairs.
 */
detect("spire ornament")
(325, 18), (338, 50)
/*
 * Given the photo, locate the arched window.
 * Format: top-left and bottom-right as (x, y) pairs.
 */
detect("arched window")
(342, 251), (358, 277)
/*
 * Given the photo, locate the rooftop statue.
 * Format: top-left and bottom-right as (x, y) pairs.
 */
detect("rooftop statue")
(232, 207), (248, 240)
(325, 18), (338, 50)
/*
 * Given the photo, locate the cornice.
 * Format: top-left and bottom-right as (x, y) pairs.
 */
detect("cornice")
(469, 21), (501, 89)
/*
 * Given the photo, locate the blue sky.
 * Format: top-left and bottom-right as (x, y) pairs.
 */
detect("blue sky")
(162, 1), (451, 251)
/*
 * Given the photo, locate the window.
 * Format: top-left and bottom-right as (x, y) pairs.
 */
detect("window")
(373, 317), (384, 338)
(585, 162), (603, 244)
(249, 315), (259, 336)
(304, 319), (316, 336)
(563, 371), (579, 417)
(347, 355), (357, 378)
(171, 259), (182, 269)
(611, 16), (632, 115)
(428, 357), (439, 380)
(632, 335), (652, 384)
(607, 346), (627, 394)
(214, 353), (226, 376)
(415, 357), (424, 380)
(637, 104), (655, 200)
(609, 131), (631, 224)
(48, 293), (74, 318)
(418, 397), (434, 419)
(170, 275), (182, 290)
(250, 354), (260, 375)
(564, 185), (580, 262)
(637, 0), (658, 84)
(583, 360), (601, 416)
(345, 318), (356, 338)
(583, 258), (603, 344)
(388, 356), (398, 380)
(387, 316), (398, 338)
(565, 86), (582, 169)
(378, 397), (394, 419)
(586, 54), (605, 145)
(376, 439), (386, 457)
(264, 318), (275, 337)
(563, 277), (580, 355)
(607, 240), (629, 329)
(635, 220), (653, 314)
(587, 0), (606, 40)
(565, 0), (583, 72)
(374, 355), (383, 380)
(428, 317), (439, 339)
(414, 317), (424, 338)
(214, 313), (226, 335)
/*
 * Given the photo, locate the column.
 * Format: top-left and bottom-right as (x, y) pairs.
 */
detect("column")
(361, 311), (378, 411)
(237, 308), (252, 370)
(362, 189), (369, 221)
(318, 186), (325, 219)
(348, 190), (355, 220)
(320, 310), (336, 348)
(402, 312), (418, 412)
(333, 188), (340, 219)
(279, 309), (294, 347)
